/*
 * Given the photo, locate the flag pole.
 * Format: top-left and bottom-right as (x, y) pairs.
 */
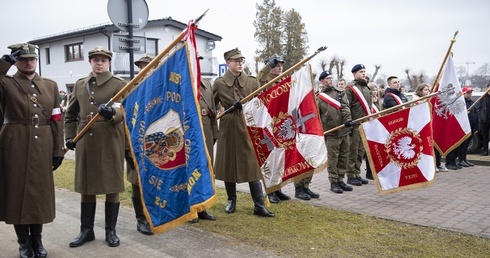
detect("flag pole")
(216, 46), (328, 120)
(467, 86), (490, 112)
(71, 10), (208, 144)
(430, 30), (458, 93)
(324, 92), (440, 135)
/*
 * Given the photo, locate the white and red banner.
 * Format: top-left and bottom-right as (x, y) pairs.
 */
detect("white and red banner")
(431, 55), (471, 156)
(360, 102), (435, 195)
(243, 65), (327, 193)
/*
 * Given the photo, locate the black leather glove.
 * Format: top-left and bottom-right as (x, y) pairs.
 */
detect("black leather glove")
(344, 120), (356, 127)
(233, 101), (242, 110)
(266, 56), (279, 68)
(65, 138), (76, 150)
(52, 157), (64, 171)
(1, 50), (21, 65)
(98, 104), (115, 120)
(125, 150), (135, 170)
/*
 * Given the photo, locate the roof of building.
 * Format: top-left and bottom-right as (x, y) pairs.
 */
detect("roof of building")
(29, 17), (222, 45)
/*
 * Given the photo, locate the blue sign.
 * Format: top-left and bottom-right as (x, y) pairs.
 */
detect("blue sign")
(219, 64), (227, 77)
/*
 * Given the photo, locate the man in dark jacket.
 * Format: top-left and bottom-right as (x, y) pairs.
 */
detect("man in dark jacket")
(0, 43), (64, 258)
(458, 86), (479, 166)
(383, 76), (408, 109)
(476, 83), (490, 156)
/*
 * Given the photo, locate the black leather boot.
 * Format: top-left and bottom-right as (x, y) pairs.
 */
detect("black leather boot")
(132, 196), (153, 235)
(69, 202), (96, 247)
(249, 181), (274, 217)
(294, 187), (311, 200)
(105, 202), (120, 247)
(275, 189), (291, 200)
(224, 182), (237, 213)
(14, 224), (34, 258)
(267, 192), (280, 203)
(330, 182), (343, 194)
(30, 224), (47, 258)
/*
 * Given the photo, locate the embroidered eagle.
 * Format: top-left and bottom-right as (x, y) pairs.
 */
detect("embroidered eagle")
(393, 136), (416, 160)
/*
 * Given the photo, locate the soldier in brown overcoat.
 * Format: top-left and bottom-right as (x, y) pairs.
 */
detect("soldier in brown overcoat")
(212, 48), (274, 217)
(65, 47), (127, 248)
(0, 43), (64, 258)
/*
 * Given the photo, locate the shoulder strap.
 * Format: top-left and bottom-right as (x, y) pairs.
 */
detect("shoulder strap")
(12, 77), (49, 117)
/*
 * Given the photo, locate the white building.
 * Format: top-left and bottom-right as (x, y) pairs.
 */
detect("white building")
(29, 17), (222, 92)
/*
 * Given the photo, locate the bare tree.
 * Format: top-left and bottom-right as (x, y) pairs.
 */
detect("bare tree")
(405, 69), (413, 89)
(371, 65), (381, 82)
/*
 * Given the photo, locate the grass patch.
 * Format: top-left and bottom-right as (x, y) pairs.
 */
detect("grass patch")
(55, 160), (490, 257)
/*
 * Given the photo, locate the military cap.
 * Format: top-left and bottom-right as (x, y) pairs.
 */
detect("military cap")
(88, 46), (112, 60)
(223, 48), (244, 61)
(319, 71), (332, 81)
(268, 54), (285, 64)
(351, 64), (365, 73)
(8, 43), (38, 58)
(134, 54), (154, 67)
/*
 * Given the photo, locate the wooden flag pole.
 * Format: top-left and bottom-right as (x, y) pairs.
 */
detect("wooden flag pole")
(323, 92), (440, 135)
(467, 86), (490, 112)
(216, 46), (327, 120)
(71, 10), (208, 144)
(430, 30), (458, 93)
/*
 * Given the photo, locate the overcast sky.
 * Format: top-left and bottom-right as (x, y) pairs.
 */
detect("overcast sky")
(2, 0), (489, 82)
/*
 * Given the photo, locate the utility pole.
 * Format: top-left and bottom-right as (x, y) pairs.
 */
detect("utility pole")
(465, 61), (475, 76)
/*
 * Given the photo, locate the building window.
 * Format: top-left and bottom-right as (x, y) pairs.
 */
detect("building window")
(65, 43), (84, 62)
(147, 38), (158, 57)
(45, 48), (51, 65)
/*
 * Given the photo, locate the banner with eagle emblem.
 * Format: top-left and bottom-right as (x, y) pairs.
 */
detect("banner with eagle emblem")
(242, 65), (327, 193)
(360, 101), (435, 195)
(431, 55), (471, 156)
(122, 36), (215, 234)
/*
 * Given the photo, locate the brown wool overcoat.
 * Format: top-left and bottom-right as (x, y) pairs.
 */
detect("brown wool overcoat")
(0, 60), (64, 224)
(65, 71), (127, 195)
(213, 70), (261, 183)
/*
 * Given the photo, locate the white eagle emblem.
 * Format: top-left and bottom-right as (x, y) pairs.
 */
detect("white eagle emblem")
(435, 83), (465, 119)
(392, 136), (416, 160)
(277, 117), (295, 140)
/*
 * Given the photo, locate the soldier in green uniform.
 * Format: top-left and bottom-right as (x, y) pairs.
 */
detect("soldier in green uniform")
(317, 71), (355, 194)
(213, 48), (274, 217)
(0, 43), (64, 258)
(256, 55), (292, 203)
(65, 47), (127, 248)
(344, 64), (371, 186)
(124, 55), (155, 235)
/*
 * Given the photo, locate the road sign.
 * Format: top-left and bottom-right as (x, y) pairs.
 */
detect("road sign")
(219, 64), (227, 77)
(113, 34), (146, 53)
(107, 0), (149, 32)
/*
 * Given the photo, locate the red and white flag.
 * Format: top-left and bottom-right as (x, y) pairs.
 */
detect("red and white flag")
(431, 55), (471, 156)
(360, 102), (435, 195)
(243, 65), (327, 192)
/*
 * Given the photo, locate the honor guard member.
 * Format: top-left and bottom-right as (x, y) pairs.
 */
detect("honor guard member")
(0, 43), (64, 258)
(317, 71), (355, 194)
(344, 64), (370, 186)
(123, 54), (155, 235)
(213, 48), (274, 217)
(189, 54), (218, 222)
(256, 54), (291, 203)
(65, 47), (128, 247)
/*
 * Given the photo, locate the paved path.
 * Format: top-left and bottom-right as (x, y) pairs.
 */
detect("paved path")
(1, 151), (488, 257)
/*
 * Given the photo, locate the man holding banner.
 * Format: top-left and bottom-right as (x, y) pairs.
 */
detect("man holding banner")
(65, 47), (127, 248)
(213, 48), (274, 217)
(344, 64), (371, 186)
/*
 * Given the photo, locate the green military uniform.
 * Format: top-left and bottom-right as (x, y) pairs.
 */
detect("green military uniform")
(345, 79), (372, 180)
(200, 78), (218, 160)
(318, 86), (353, 183)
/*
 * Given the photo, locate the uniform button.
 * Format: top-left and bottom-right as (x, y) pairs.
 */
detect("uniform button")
(89, 133), (93, 136)
(31, 85), (35, 88)
(34, 135), (39, 139)
(35, 125), (39, 128)
(90, 112), (94, 115)
(33, 104), (37, 107)
(33, 93), (37, 97)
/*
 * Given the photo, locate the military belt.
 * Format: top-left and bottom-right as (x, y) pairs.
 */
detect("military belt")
(4, 117), (51, 126)
(80, 115), (106, 123)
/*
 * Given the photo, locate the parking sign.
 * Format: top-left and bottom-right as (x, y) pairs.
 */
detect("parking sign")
(219, 64), (227, 77)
